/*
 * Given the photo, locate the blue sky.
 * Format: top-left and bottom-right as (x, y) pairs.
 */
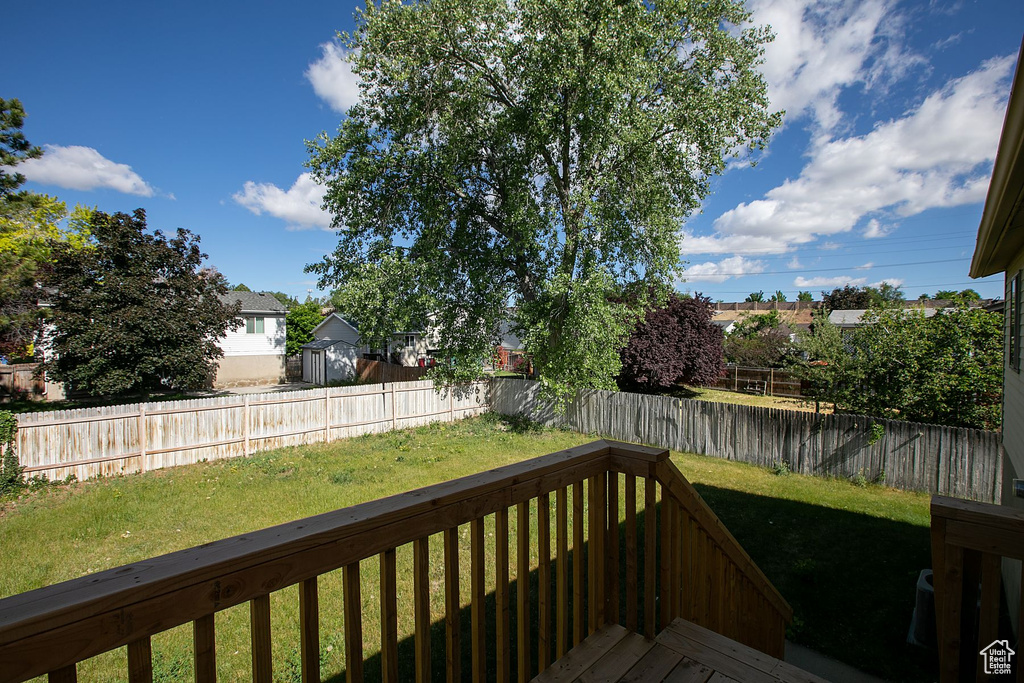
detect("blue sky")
(4, 0), (1023, 302)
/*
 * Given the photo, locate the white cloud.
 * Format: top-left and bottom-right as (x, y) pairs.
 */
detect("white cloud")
(855, 262), (874, 270)
(306, 42), (360, 113)
(863, 218), (893, 238)
(233, 173), (332, 230)
(869, 278), (904, 289)
(794, 275), (867, 288)
(681, 231), (794, 255)
(18, 145), (155, 196)
(749, 0), (921, 134)
(787, 256), (803, 269)
(711, 55), (1013, 249)
(683, 256), (766, 283)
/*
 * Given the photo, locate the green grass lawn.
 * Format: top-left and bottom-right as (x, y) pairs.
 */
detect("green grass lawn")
(1, 414), (933, 682)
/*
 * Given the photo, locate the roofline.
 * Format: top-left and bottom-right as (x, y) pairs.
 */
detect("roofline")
(311, 312), (359, 337)
(971, 38), (1024, 278)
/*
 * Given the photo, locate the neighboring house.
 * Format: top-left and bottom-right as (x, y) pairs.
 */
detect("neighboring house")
(214, 292), (287, 388)
(492, 320), (528, 371)
(970, 39), (1024, 635)
(301, 313), (363, 384)
(827, 307), (942, 334)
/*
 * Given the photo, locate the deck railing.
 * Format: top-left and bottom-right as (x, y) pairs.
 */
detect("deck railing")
(0, 440), (792, 682)
(931, 495), (1024, 682)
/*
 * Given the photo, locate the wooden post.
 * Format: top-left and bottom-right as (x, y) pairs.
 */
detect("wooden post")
(449, 387), (454, 422)
(390, 383), (397, 431)
(324, 388), (330, 444)
(733, 366), (738, 392)
(769, 368), (774, 396)
(243, 395), (251, 456)
(138, 406), (147, 473)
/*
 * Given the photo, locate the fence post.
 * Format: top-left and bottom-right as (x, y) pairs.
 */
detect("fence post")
(324, 388), (330, 444)
(243, 395), (250, 456)
(449, 387), (454, 422)
(733, 366), (738, 392)
(769, 368), (774, 396)
(138, 406), (147, 473)
(391, 382), (397, 431)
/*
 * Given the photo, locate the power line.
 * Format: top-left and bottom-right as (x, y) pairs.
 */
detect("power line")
(681, 257), (966, 278)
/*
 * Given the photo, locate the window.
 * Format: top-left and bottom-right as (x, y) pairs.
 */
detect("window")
(405, 334), (416, 346)
(245, 316), (265, 334)
(1010, 272), (1020, 373)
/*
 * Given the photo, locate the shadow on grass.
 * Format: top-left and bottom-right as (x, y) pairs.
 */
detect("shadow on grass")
(318, 486), (938, 683)
(691, 483), (937, 683)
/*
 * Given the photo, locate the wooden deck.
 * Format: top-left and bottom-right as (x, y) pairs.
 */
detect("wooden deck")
(535, 618), (826, 683)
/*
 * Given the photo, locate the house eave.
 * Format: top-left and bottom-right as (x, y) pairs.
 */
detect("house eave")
(971, 38), (1024, 279)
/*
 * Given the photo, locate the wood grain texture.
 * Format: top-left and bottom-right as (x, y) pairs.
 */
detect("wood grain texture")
(250, 595), (272, 683)
(517, 502), (531, 683)
(344, 562), (363, 683)
(127, 637), (153, 683)
(556, 487), (569, 660)
(537, 492), (551, 673)
(471, 519), (486, 683)
(380, 549), (398, 683)
(413, 538), (430, 683)
(444, 527), (461, 683)
(193, 613), (217, 683)
(496, 508), (511, 683)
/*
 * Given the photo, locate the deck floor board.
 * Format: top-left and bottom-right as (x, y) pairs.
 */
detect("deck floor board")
(532, 619), (828, 683)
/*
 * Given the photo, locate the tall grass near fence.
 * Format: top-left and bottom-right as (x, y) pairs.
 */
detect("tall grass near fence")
(14, 380), (489, 482)
(492, 379), (1003, 503)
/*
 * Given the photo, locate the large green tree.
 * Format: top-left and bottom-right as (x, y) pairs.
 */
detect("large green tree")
(43, 209), (240, 396)
(307, 0), (780, 402)
(286, 300), (325, 356)
(825, 305), (1002, 429)
(1, 98), (42, 200)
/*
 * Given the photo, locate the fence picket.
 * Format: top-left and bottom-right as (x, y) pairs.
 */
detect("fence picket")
(491, 379), (1003, 503)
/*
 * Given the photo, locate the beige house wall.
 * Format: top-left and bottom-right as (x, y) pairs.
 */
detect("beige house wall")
(213, 354), (286, 388)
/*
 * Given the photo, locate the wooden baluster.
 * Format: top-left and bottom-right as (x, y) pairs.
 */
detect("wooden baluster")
(606, 472), (620, 626)
(344, 562), (363, 683)
(726, 561), (739, 641)
(298, 579), (319, 683)
(48, 666), (77, 683)
(444, 527), (461, 683)
(250, 594), (272, 683)
(624, 474), (638, 632)
(516, 501), (531, 683)
(700, 532), (713, 628)
(555, 487), (569, 659)
(659, 486), (670, 631)
(471, 519), (487, 683)
(413, 537), (431, 683)
(588, 473), (606, 631)
(496, 508), (511, 683)
(127, 636), (153, 683)
(708, 545), (721, 633)
(978, 553), (1001, 657)
(194, 613), (217, 683)
(638, 479), (655, 638)
(537, 492), (551, 672)
(663, 497), (679, 626)
(958, 549), (982, 681)
(679, 510), (692, 621)
(572, 481), (584, 647)
(380, 549), (399, 683)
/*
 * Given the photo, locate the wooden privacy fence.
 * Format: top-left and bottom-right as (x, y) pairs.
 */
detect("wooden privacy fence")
(15, 380), (489, 482)
(930, 496), (1024, 681)
(492, 379), (1004, 503)
(356, 358), (429, 383)
(0, 440), (792, 682)
(709, 365), (804, 398)
(0, 364), (45, 402)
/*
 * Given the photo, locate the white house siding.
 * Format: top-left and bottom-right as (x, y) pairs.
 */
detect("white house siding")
(220, 315), (287, 356)
(214, 314), (287, 388)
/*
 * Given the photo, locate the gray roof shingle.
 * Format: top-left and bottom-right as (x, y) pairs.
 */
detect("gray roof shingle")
(218, 291), (288, 313)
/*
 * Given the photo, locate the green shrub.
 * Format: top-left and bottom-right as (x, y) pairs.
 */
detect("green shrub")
(0, 410), (25, 496)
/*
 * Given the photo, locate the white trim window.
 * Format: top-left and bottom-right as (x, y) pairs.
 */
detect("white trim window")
(245, 316), (265, 334)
